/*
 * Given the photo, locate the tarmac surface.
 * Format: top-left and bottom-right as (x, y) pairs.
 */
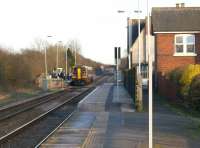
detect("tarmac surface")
(41, 82), (200, 148)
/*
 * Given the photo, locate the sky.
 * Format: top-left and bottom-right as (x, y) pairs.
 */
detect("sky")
(0, 0), (200, 64)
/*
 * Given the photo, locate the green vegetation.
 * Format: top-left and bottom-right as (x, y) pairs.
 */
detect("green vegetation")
(179, 64), (200, 96)
(0, 40), (103, 92)
(0, 88), (61, 107)
(189, 74), (200, 111)
(0, 46), (74, 90)
(155, 93), (200, 139)
(0, 89), (41, 107)
(168, 67), (184, 85)
(168, 64), (200, 111)
(180, 64), (200, 86)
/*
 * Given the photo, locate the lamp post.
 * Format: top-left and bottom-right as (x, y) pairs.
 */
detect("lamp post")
(117, 10), (131, 70)
(147, 0), (152, 147)
(66, 48), (69, 75)
(117, 9), (142, 71)
(44, 42), (47, 79)
(134, 9), (142, 74)
(45, 35), (53, 78)
(74, 43), (77, 66)
(43, 35), (53, 91)
(127, 17), (131, 69)
(56, 40), (62, 69)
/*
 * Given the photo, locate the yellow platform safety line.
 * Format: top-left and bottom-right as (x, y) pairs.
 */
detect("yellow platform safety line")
(81, 127), (97, 148)
(155, 144), (162, 148)
(137, 142), (163, 148)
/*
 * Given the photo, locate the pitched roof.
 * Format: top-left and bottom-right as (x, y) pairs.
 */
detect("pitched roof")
(152, 7), (200, 32)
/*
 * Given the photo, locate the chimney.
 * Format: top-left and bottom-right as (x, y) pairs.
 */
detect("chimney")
(176, 3), (180, 8)
(181, 3), (185, 7)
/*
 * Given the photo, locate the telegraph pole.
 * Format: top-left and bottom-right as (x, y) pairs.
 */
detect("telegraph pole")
(45, 35), (53, 78)
(56, 43), (59, 69)
(138, 0), (141, 74)
(43, 35), (52, 91)
(66, 48), (69, 75)
(56, 41), (62, 69)
(147, 0), (153, 147)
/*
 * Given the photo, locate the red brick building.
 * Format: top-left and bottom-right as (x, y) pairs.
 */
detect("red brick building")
(151, 4), (200, 90)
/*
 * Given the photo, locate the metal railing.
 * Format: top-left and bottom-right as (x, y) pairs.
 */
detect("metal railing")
(123, 67), (136, 100)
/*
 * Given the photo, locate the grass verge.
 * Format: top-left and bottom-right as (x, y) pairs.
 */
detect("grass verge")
(0, 87), (63, 108)
(155, 93), (200, 139)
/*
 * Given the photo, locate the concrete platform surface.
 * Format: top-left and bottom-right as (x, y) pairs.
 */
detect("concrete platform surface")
(40, 83), (196, 148)
(78, 83), (134, 112)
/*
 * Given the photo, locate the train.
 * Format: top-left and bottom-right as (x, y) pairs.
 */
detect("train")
(70, 65), (93, 86)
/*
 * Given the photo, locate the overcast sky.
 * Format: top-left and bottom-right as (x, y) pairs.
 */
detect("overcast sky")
(0, 0), (200, 64)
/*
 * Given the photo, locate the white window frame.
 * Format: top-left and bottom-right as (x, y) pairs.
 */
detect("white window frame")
(174, 34), (197, 56)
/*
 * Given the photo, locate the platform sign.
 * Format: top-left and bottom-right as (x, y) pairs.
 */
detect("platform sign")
(114, 47), (117, 64)
(118, 47), (121, 59)
(114, 47), (121, 64)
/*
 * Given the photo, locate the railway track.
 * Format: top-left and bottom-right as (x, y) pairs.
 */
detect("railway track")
(0, 75), (111, 148)
(0, 89), (68, 121)
(0, 75), (107, 121)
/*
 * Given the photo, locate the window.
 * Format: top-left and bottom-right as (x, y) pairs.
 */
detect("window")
(174, 34), (196, 56)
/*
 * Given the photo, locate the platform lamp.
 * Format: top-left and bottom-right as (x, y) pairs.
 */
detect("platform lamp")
(134, 9), (142, 75)
(117, 8), (142, 71)
(146, 0), (153, 147)
(45, 35), (53, 79)
(117, 10), (131, 70)
(56, 40), (62, 69)
(66, 48), (70, 75)
(43, 35), (53, 91)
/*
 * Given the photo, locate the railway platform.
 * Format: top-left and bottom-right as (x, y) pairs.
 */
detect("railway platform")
(40, 82), (147, 148)
(39, 82), (196, 148)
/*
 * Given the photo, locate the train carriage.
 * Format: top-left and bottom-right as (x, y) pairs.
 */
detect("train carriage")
(71, 65), (93, 86)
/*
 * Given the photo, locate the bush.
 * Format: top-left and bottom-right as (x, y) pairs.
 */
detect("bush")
(167, 65), (200, 111)
(188, 74), (200, 111)
(168, 67), (184, 85)
(189, 74), (200, 98)
(179, 64), (200, 97)
(180, 64), (200, 86)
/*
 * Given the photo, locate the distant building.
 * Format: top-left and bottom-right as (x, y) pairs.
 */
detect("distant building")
(127, 18), (155, 80)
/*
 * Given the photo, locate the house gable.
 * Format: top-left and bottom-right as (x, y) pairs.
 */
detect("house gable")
(152, 7), (200, 33)
(155, 33), (200, 74)
(152, 6), (200, 74)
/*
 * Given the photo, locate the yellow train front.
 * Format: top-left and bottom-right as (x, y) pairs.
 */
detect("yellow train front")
(71, 65), (93, 86)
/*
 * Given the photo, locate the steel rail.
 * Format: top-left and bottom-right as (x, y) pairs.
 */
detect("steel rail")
(0, 86), (94, 143)
(0, 75), (109, 144)
(0, 75), (105, 121)
(0, 89), (67, 121)
(34, 86), (100, 148)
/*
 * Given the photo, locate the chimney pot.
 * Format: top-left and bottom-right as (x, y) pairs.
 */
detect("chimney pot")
(181, 3), (185, 7)
(176, 3), (180, 8)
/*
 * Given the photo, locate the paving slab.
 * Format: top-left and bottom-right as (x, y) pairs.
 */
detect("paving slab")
(41, 83), (136, 148)
(41, 82), (200, 148)
(41, 112), (96, 148)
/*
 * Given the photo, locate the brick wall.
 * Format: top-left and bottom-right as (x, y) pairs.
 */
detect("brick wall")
(158, 73), (180, 102)
(155, 33), (200, 75)
(155, 33), (200, 93)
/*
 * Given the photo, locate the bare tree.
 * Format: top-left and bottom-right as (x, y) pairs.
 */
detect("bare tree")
(31, 38), (46, 51)
(67, 39), (81, 54)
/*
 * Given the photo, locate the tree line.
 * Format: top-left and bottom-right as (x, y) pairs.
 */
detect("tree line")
(0, 40), (103, 90)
